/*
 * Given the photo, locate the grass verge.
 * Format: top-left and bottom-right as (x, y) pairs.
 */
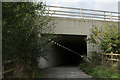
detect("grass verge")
(33, 66), (45, 78)
(80, 62), (120, 79)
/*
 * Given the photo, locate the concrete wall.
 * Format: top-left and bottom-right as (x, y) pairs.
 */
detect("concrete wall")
(38, 17), (118, 68)
(38, 45), (64, 68)
(53, 17), (117, 35)
(54, 17), (93, 35)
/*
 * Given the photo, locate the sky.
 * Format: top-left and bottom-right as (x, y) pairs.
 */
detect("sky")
(38, 0), (120, 12)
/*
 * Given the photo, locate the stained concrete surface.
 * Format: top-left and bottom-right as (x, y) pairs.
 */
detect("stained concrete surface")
(40, 66), (93, 79)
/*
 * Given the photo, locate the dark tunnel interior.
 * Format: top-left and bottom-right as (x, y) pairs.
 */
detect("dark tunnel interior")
(53, 34), (87, 66)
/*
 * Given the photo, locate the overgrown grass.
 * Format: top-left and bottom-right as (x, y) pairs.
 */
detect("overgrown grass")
(33, 66), (45, 78)
(80, 62), (120, 79)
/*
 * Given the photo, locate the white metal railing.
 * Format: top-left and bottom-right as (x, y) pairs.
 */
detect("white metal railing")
(37, 5), (120, 22)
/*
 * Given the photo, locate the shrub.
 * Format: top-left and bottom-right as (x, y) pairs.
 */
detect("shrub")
(88, 23), (120, 54)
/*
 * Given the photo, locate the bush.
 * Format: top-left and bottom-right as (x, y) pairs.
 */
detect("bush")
(88, 23), (120, 54)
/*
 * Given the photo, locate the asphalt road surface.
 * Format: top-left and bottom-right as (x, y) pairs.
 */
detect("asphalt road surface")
(40, 66), (93, 79)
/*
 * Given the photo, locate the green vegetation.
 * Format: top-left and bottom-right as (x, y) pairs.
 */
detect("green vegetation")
(2, 2), (56, 78)
(33, 66), (45, 78)
(80, 62), (120, 79)
(80, 23), (120, 79)
(88, 23), (120, 53)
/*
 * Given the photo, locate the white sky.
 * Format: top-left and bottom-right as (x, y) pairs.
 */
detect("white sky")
(38, 0), (120, 12)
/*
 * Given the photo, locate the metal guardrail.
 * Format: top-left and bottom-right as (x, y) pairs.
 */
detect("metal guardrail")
(37, 5), (120, 22)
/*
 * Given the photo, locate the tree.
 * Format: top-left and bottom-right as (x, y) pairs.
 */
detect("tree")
(2, 2), (55, 78)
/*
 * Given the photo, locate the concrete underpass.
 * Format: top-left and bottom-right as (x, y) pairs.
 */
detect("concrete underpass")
(53, 35), (87, 66)
(39, 35), (92, 78)
(38, 17), (117, 78)
(38, 17), (117, 68)
(37, 19), (116, 79)
(38, 34), (87, 68)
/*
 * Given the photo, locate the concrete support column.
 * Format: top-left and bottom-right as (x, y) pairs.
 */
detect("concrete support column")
(87, 34), (94, 58)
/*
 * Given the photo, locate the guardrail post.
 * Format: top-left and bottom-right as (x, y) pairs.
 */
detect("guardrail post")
(80, 9), (82, 18)
(51, 11), (55, 16)
(104, 12), (105, 20)
(111, 52), (113, 63)
(48, 5), (50, 15)
(110, 12), (112, 21)
(54, 11), (55, 14)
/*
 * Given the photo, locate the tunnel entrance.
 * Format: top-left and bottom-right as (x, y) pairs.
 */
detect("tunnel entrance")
(53, 35), (87, 66)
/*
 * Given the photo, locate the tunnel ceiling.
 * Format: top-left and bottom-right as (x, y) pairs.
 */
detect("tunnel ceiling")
(55, 35), (87, 55)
